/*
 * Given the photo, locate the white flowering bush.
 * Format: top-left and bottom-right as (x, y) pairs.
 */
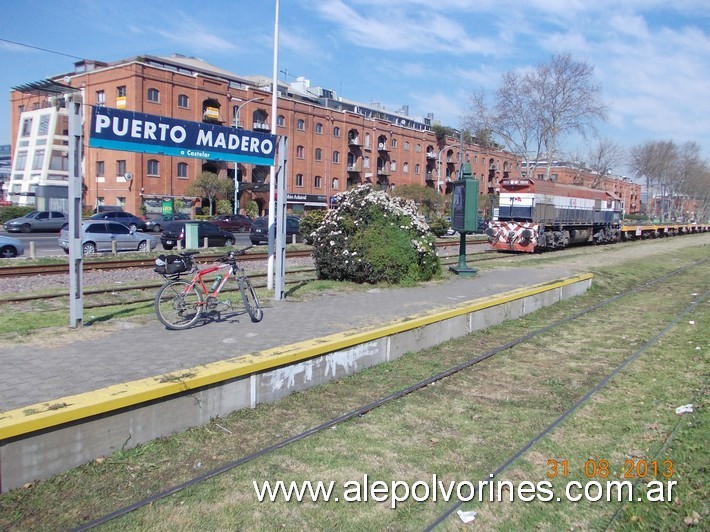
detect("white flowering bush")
(311, 185), (440, 284)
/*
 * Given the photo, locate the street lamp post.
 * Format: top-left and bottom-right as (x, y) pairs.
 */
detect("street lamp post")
(231, 96), (265, 214)
(436, 144), (458, 194)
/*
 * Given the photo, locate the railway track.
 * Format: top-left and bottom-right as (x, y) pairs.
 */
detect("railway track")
(72, 261), (707, 530)
(0, 250), (513, 306)
(0, 239), (487, 278)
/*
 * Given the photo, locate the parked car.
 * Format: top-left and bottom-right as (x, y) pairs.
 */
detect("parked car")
(250, 215), (300, 245)
(144, 213), (191, 232)
(0, 235), (25, 258)
(58, 221), (157, 255)
(160, 221), (236, 250)
(88, 211), (147, 232)
(3, 210), (67, 233)
(209, 214), (253, 233)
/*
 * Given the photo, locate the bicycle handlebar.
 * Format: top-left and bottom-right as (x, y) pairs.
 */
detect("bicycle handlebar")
(218, 246), (253, 263)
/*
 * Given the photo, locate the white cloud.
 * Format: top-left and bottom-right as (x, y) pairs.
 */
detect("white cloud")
(144, 12), (238, 53)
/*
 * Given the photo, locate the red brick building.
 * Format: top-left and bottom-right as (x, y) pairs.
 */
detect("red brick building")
(8, 54), (521, 217)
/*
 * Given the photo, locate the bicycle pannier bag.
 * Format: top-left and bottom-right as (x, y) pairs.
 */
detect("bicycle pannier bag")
(154, 254), (191, 275)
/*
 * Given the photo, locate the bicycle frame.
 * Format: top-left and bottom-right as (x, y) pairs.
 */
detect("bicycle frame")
(184, 262), (236, 300)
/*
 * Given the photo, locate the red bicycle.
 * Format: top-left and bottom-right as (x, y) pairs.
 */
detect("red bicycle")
(153, 248), (263, 330)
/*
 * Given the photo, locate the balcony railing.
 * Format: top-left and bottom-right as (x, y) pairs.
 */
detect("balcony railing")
(347, 165), (361, 173)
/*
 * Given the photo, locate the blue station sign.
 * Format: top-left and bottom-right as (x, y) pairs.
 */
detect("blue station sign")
(89, 107), (277, 165)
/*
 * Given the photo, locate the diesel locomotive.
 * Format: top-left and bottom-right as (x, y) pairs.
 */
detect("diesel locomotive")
(485, 178), (623, 252)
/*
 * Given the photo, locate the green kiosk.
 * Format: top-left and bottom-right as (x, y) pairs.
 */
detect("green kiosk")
(449, 162), (479, 276)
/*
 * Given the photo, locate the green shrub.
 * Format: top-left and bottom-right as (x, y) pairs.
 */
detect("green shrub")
(0, 206), (35, 224)
(299, 209), (327, 245)
(216, 199), (233, 215)
(427, 214), (450, 237)
(311, 185), (440, 284)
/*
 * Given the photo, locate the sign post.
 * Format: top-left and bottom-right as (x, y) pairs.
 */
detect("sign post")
(273, 137), (287, 300)
(67, 94), (84, 327)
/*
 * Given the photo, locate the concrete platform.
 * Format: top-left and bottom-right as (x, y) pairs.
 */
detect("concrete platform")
(0, 265), (591, 492)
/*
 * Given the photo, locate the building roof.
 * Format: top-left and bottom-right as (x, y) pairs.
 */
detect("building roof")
(11, 79), (77, 96)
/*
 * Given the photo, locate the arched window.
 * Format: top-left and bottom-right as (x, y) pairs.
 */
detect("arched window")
(332, 177), (339, 190)
(315, 148), (322, 161)
(147, 88), (160, 103)
(297, 119), (305, 130)
(332, 151), (340, 163)
(403, 162), (409, 173)
(147, 159), (159, 176)
(314, 175), (322, 188)
(277, 115), (285, 127)
(296, 145), (305, 158)
(333, 126), (341, 137)
(177, 94), (189, 108)
(296, 173), (304, 187)
(315, 123), (323, 134)
(177, 162), (188, 178)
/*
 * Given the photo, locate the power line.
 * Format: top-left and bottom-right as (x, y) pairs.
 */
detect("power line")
(0, 37), (84, 60)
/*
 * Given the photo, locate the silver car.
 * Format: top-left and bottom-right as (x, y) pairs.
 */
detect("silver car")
(58, 221), (157, 255)
(4, 210), (68, 233)
(0, 235), (25, 258)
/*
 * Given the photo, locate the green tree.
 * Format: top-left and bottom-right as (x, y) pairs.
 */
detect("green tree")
(245, 200), (259, 218)
(186, 171), (231, 216)
(216, 199), (233, 215)
(390, 184), (444, 217)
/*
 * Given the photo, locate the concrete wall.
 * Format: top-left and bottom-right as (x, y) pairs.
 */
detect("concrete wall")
(0, 274), (592, 492)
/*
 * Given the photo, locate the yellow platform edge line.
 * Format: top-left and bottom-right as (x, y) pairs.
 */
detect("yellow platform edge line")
(0, 273), (593, 440)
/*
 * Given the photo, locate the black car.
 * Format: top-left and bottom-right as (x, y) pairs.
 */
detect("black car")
(144, 213), (191, 232)
(250, 215), (300, 245)
(88, 211), (147, 232)
(160, 221), (236, 250)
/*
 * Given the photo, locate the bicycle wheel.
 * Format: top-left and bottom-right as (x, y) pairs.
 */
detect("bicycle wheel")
(154, 280), (204, 330)
(240, 276), (264, 322)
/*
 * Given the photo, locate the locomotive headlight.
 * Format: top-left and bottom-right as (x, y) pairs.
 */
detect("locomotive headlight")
(521, 229), (533, 240)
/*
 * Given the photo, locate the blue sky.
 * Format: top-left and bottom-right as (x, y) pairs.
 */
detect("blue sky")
(2, 0), (709, 173)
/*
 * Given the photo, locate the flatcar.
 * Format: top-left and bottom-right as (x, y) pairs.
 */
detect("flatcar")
(485, 178), (622, 252)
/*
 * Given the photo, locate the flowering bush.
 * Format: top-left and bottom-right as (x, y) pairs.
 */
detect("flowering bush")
(311, 185), (440, 284)
(299, 209), (327, 245)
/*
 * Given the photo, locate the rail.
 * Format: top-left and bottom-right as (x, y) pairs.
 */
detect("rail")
(0, 239), (488, 278)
